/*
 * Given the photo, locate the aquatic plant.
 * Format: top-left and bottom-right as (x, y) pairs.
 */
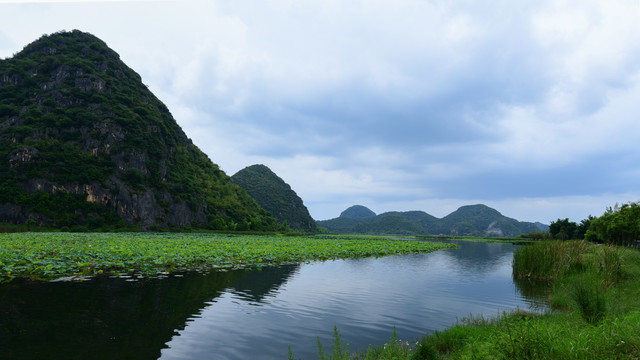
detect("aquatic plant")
(512, 240), (587, 281)
(596, 244), (624, 288)
(0, 232), (456, 282)
(316, 326), (350, 360)
(294, 326), (415, 360)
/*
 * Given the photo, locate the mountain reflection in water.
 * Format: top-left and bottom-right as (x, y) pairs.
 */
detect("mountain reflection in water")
(0, 265), (299, 360)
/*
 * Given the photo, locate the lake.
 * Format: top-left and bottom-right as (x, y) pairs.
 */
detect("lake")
(0, 240), (545, 359)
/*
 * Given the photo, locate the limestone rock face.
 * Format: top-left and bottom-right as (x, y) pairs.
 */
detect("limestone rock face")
(0, 30), (277, 231)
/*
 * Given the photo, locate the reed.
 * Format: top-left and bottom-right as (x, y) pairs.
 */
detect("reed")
(596, 244), (624, 288)
(512, 240), (587, 281)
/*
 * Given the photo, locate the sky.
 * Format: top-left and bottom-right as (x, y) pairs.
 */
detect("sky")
(1, 0), (640, 223)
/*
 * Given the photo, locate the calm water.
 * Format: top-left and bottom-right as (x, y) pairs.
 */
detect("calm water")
(0, 240), (545, 360)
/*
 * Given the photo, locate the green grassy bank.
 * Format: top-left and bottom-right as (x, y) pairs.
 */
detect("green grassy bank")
(295, 240), (640, 359)
(0, 232), (455, 283)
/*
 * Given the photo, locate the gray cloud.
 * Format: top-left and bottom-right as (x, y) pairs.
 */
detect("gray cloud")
(2, 0), (640, 222)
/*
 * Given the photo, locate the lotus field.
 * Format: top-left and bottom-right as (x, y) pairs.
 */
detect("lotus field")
(0, 233), (455, 282)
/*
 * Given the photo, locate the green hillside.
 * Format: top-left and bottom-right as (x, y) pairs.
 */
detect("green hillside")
(0, 30), (278, 231)
(232, 164), (320, 232)
(354, 212), (425, 235)
(438, 204), (541, 236)
(340, 205), (376, 218)
(318, 204), (547, 237)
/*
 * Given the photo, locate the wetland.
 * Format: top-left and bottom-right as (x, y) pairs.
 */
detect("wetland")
(0, 236), (543, 359)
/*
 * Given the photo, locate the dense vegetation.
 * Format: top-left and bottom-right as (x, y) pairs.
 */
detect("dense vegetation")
(297, 240), (640, 359)
(318, 204), (547, 237)
(340, 205), (377, 219)
(527, 201), (640, 247)
(0, 232), (456, 283)
(231, 164), (320, 233)
(0, 30), (278, 231)
(586, 202), (640, 247)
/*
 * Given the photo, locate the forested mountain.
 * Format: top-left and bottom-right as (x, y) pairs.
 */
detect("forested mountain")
(231, 164), (319, 232)
(318, 204), (548, 237)
(0, 30), (278, 231)
(340, 205), (376, 218)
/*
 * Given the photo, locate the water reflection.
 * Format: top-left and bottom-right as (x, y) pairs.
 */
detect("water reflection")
(0, 241), (547, 360)
(0, 265), (298, 360)
(427, 239), (517, 274)
(161, 241), (544, 360)
(513, 277), (552, 311)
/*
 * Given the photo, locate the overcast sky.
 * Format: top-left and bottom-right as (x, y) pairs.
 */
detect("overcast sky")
(1, 0), (640, 222)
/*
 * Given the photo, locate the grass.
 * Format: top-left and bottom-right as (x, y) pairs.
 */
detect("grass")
(294, 241), (640, 359)
(289, 326), (418, 360)
(569, 276), (606, 324)
(0, 232), (456, 282)
(512, 240), (588, 281)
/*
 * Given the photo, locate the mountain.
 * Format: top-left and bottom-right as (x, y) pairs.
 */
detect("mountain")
(231, 164), (319, 232)
(318, 204), (548, 237)
(438, 204), (542, 236)
(340, 205), (376, 218)
(0, 30), (278, 231)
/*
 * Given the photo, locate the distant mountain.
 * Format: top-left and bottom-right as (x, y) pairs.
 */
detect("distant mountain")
(0, 30), (278, 231)
(318, 204), (548, 237)
(438, 204), (543, 236)
(315, 205), (377, 233)
(232, 164), (320, 232)
(340, 205), (376, 218)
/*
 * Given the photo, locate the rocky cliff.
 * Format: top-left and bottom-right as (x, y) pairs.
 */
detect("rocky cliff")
(0, 30), (278, 231)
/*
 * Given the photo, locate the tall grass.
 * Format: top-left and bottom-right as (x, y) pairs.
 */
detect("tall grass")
(512, 240), (587, 281)
(292, 327), (418, 360)
(597, 244), (624, 288)
(570, 275), (607, 324)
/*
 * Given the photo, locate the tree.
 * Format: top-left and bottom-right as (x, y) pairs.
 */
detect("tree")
(549, 218), (577, 240)
(587, 201), (640, 247)
(574, 215), (595, 239)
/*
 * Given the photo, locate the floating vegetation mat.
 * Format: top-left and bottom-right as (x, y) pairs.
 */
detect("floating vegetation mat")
(0, 233), (456, 282)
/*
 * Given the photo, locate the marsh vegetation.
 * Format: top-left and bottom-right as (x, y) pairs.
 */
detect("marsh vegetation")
(0, 232), (454, 283)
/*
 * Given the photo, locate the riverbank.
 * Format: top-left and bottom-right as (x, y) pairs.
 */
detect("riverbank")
(0, 232), (456, 283)
(416, 235), (533, 244)
(300, 240), (640, 359)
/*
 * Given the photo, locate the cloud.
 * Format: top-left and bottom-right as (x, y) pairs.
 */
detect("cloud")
(123, 1), (640, 221)
(2, 0), (640, 222)
(0, 30), (15, 58)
